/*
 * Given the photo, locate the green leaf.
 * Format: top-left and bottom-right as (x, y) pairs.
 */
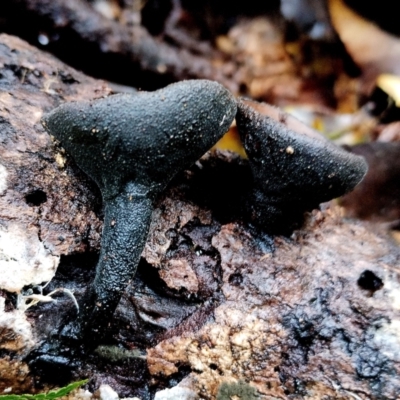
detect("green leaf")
(46, 380), (88, 399)
(0, 379), (88, 400)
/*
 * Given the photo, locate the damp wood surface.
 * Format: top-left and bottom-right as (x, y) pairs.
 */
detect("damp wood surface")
(0, 34), (400, 400)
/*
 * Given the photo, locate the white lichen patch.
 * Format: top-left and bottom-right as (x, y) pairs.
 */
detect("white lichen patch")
(382, 271), (400, 311)
(0, 223), (59, 293)
(373, 319), (400, 360)
(0, 297), (34, 352)
(154, 386), (198, 400)
(95, 385), (119, 400)
(54, 152), (66, 168)
(0, 164), (8, 195)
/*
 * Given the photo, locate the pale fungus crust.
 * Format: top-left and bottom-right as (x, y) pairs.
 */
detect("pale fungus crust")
(0, 164), (8, 195)
(0, 297), (35, 353)
(0, 223), (59, 293)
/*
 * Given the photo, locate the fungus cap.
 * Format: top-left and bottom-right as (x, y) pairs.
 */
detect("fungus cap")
(42, 80), (237, 200)
(236, 99), (368, 229)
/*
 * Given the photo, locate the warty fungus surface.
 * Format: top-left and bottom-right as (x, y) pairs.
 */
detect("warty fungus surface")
(235, 98), (368, 232)
(41, 79), (237, 344)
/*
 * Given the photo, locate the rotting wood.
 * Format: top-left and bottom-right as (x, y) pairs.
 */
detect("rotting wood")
(0, 34), (400, 399)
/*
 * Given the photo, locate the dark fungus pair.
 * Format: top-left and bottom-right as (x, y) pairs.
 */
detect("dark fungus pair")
(42, 80), (367, 344)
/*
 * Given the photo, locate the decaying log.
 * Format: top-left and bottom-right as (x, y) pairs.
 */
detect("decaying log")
(1, 34), (400, 399)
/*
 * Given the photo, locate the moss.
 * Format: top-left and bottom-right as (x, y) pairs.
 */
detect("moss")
(216, 380), (259, 400)
(94, 345), (144, 362)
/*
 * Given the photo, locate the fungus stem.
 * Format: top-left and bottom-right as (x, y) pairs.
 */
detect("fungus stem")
(71, 182), (153, 343)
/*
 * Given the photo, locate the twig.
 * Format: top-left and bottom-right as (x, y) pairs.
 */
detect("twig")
(2, 0), (237, 92)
